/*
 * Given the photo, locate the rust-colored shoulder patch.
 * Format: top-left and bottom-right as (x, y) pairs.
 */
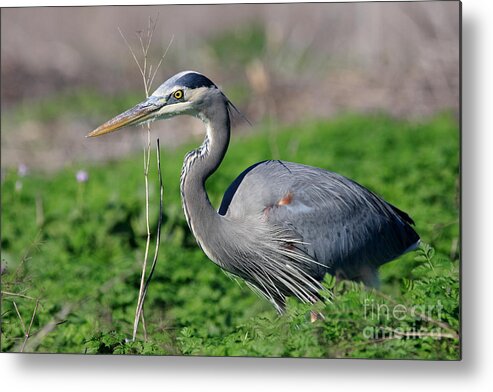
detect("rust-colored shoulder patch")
(277, 191), (293, 206)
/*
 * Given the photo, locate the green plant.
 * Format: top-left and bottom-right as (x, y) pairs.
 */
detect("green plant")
(1, 112), (459, 359)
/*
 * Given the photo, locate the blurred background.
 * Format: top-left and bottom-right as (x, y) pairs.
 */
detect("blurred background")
(1, 1), (459, 172)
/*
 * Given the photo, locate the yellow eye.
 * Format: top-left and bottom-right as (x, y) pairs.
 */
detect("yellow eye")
(173, 90), (184, 100)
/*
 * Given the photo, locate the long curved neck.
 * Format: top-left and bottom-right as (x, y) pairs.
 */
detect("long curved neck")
(180, 102), (230, 256)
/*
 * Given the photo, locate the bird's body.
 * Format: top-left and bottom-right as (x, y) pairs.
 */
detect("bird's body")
(89, 70), (419, 312)
(219, 160), (418, 281)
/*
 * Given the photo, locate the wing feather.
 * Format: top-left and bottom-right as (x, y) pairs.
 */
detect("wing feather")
(220, 160), (419, 280)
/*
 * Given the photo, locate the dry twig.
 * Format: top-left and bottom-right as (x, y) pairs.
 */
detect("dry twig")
(119, 17), (170, 342)
(19, 303), (71, 352)
(2, 291), (37, 301)
(12, 299), (40, 352)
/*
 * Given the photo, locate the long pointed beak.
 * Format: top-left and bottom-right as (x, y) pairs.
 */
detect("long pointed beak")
(87, 100), (160, 138)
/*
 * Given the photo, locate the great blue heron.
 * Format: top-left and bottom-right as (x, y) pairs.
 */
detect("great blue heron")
(88, 71), (420, 313)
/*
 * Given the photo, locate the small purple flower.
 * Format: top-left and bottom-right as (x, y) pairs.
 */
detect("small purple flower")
(76, 170), (89, 183)
(18, 163), (28, 177)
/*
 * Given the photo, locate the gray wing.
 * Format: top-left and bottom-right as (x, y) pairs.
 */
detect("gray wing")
(219, 160), (419, 281)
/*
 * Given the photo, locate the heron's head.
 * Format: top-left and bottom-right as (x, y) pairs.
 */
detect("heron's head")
(87, 71), (228, 137)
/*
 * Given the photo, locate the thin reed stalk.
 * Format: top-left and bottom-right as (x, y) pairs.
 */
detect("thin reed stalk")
(118, 17), (171, 341)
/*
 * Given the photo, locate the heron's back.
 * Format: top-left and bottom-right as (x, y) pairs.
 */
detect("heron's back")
(219, 160), (419, 282)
